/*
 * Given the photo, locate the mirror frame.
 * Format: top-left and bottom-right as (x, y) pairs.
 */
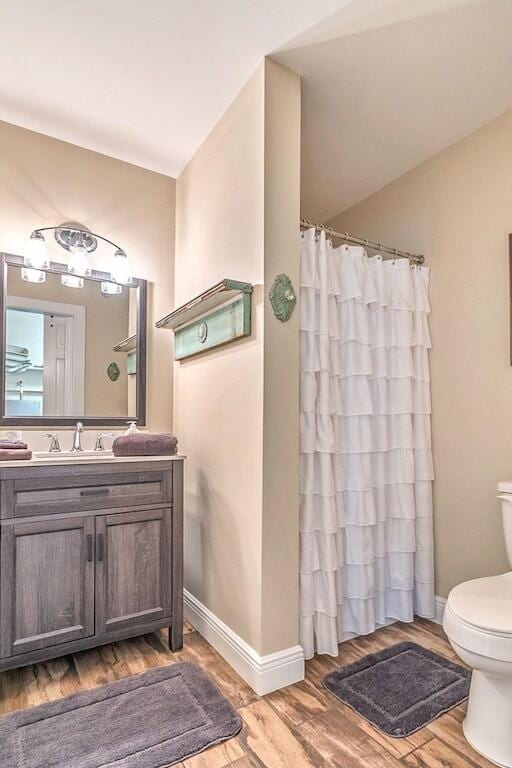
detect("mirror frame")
(0, 252), (147, 427)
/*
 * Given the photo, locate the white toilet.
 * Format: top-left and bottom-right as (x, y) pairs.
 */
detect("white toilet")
(443, 481), (512, 767)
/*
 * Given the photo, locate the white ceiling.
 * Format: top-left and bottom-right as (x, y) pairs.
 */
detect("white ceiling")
(0, 0), (348, 177)
(274, 0), (512, 220)
(1, 0), (511, 222)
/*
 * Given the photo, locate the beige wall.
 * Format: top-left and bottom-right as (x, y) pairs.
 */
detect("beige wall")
(261, 61), (301, 655)
(175, 63), (265, 652)
(327, 109), (512, 598)
(0, 119), (175, 436)
(174, 59), (300, 655)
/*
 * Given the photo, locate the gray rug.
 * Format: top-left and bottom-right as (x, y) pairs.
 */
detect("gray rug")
(324, 641), (470, 737)
(0, 662), (242, 768)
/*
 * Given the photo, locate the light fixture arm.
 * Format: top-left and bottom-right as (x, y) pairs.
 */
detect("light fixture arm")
(32, 226), (125, 255)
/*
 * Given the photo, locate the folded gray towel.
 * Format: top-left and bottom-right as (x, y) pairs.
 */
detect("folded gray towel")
(0, 440), (28, 450)
(0, 448), (32, 461)
(112, 433), (178, 457)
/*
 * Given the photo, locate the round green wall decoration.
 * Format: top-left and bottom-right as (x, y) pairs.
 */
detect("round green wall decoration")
(198, 321), (208, 343)
(107, 362), (120, 382)
(269, 273), (296, 322)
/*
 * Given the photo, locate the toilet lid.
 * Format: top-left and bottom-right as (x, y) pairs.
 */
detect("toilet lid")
(448, 572), (512, 635)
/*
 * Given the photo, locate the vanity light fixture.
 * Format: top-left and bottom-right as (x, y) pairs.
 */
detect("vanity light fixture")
(21, 268), (46, 283)
(61, 274), (84, 289)
(101, 281), (123, 296)
(24, 231), (50, 270)
(110, 248), (132, 285)
(68, 238), (92, 277)
(28, 222), (133, 286)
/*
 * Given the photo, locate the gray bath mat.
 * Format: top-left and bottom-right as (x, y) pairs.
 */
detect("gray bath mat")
(324, 641), (470, 737)
(0, 662), (242, 767)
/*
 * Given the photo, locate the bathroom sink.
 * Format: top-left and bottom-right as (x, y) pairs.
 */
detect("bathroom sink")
(20, 451), (181, 467)
(33, 450), (115, 461)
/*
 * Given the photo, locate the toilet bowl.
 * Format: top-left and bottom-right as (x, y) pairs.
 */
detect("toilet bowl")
(443, 481), (512, 767)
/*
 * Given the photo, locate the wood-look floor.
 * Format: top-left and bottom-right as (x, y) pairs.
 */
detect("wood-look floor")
(0, 618), (490, 768)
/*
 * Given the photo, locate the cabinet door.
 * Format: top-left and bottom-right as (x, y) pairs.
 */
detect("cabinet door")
(95, 507), (172, 638)
(0, 517), (95, 657)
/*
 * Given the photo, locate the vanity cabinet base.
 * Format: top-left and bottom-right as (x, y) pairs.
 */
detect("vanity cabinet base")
(0, 458), (184, 672)
(0, 616), (180, 673)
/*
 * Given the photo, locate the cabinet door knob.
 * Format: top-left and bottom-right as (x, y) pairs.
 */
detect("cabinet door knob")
(97, 533), (104, 562)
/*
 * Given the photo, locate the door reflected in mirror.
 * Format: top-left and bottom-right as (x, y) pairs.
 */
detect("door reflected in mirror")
(3, 264), (143, 421)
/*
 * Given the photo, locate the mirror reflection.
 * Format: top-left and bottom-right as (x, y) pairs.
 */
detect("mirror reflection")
(4, 266), (138, 418)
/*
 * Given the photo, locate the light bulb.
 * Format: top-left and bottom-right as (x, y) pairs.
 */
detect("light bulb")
(21, 268), (46, 283)
(101, 281), (122, 296)
(68, 241), (91, 276)
(25, 232), (50, 270)
(61, 274), (84, 289)
(110, 249), (132, 284)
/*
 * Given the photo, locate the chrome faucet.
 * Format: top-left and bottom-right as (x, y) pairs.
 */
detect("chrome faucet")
(44, 433), (61, 453)
(94, 432), (114, 451)
(71, 422), (84, 452)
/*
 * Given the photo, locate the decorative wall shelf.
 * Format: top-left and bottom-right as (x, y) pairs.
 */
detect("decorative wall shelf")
(112, 335), (137, 375)
(156, 279), (253, 361)
(112, 335), (136, 353)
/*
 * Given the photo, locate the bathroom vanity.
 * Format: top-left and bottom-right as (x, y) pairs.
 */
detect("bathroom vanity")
(0, 247), (184, 672)
(0, 454), (184, 671)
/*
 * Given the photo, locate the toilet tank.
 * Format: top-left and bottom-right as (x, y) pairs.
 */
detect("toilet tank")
(497, 481), (512, 567)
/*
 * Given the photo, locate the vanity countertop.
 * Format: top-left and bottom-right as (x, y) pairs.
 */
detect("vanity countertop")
(0, 453), (185, 469)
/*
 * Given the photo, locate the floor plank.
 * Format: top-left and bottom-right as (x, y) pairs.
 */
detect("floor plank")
(240, 699), (317, 768)
(72, 648), (117, 690)
(181, 737), (245, 767)
(296, 706), (405, 768)
(174, 631), (259, 710)
(426, 713), (497, 768)
(266, 678), (328, 728)
(402, 737), (485, 768)
(333, 697), (433, 759)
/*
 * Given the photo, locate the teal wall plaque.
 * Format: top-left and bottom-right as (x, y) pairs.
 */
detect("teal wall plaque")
(127, 350), (136, 375)
(174, 293), (251, 360)
(269, 273), (296, 322)
(107, 362), (120, 381)
(156, 279), (253, 361)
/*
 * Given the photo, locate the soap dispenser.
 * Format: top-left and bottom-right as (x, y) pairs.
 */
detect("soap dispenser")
(124, 421), (140, 436)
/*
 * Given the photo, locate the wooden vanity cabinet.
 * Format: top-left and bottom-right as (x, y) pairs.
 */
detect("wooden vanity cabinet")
(95, 507), (173, 639)
(0, 515), (96, 657)
(0, 458), (184, 672)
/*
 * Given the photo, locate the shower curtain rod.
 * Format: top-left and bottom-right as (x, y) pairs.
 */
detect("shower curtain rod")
(300, 219), (425, 265)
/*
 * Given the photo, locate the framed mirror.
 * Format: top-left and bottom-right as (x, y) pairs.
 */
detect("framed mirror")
(0, 253), (146, 426)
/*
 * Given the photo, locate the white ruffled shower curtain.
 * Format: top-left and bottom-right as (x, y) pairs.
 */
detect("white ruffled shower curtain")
(300, 227), (435, 659)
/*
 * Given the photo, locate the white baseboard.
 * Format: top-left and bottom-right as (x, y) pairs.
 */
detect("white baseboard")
(433, 595), (447, 625)
(183, 589), (305, 696)
(184, 590), (447, 694)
